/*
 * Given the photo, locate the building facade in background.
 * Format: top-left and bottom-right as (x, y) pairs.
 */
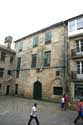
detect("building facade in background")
(0, 36), (16, 95)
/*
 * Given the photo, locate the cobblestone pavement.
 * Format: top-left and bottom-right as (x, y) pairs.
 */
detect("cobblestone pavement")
(0, 96), (82, 125)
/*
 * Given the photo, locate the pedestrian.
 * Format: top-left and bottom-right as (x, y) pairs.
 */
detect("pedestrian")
(65, 94), (70, 110)
(74, 99), (83, 123)
(28, 103), (39, 125)
(61, 95), (65, 110)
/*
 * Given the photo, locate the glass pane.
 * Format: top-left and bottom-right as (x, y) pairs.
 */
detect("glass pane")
(75, 84), (83, 98)
(53, 87), (63, 95)
(69, 20), (75, 32)
(77, 17), (83, 29)
(44, 51), (51, 66)
(32, 54), (37, 67)
(33, 36), (39, 47)
(45, 31), (52, 43)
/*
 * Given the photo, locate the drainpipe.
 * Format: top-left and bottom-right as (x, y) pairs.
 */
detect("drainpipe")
(63, 22), (69, 94)
(63, 23), (67, 94)
(64, 23), (66, 93)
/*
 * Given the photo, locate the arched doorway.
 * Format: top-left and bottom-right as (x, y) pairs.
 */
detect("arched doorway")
(15, 84), (18, 95)
(33, 81), (42, 100)
(6, 85), (10, 95)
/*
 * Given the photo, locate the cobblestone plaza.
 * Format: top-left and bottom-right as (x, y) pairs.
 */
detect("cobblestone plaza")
(0, 96), (79, 125)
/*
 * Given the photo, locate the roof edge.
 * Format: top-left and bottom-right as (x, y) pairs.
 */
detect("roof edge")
(14, 21), (64, 43)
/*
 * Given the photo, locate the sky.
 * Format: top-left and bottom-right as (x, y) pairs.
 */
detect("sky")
(0, 0), (83, 49)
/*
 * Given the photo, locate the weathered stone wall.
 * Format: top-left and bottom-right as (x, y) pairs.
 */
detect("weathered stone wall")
(0, 49), (16, 95)
(15, 25), (67, 101)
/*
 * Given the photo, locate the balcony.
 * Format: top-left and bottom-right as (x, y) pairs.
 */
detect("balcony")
(71, 71), (83, 81)
(71, 49), (83, 59)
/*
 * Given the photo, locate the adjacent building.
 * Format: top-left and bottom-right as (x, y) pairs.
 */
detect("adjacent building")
(67, 14), (83, 99)
(0, 36), (16, 95)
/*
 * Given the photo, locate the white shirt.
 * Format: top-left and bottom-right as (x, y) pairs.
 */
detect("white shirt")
(61, 97), (65, 103)
(30, 106), (37, 117)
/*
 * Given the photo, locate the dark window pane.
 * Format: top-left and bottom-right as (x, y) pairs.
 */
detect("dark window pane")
(10, 56), (13, 63)
(31, 54), (37, 67)
(75, 84), (83, 98)
(45, 31), (52, 44)
(77, 62), (80, 74)
(0, 68), (4, 77)
(56, 71), (60, 76)
(53, 87), (63, 95)
(17, 57), (21, 69)
(0, 84), (1, 89)
(1, 52), (6, 61)
(44, 51), (51, 66)
(8, 70), (12, 75)
(16, 70), (19, 78)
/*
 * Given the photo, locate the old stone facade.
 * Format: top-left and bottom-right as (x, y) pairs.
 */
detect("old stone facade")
(0, 36), (16, 95)
(14, 22), (68, 101)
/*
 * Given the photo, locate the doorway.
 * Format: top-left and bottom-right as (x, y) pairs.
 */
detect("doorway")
(33, 81), (42, 100)
(15, 84), (18, 95)
(6, 85), (10, 95)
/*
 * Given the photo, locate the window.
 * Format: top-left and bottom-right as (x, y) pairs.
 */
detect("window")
(33, 36), (39, 47)
(56, 71), (60, 76)
(16, 57), (21, 70)
(77, 61), (83, 74)
(1, 52), (6, 61)
(16, 57), (21, 78)
(44, 51), (51, 66)
(10, 56), (13, 63)
(45, 31), (52, 44)
(31, 54), (37, 68)
(76, 39), (83, 52)
(53, 87), (63, 95)
(77, 17), (83, 30)
(16, 42), (23, 52)
(68, 20), (75, 32)
(0, 68), (4, 77)
(75, 84), (83, 98)
(8, 70), (12, 75)
(16, 70), (19, 78)
(0, 84), (1, 89)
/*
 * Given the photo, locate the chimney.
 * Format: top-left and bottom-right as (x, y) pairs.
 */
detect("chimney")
(4, 36), (13, 49)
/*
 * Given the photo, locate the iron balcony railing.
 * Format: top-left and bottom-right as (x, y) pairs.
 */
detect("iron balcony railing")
(71, 71), (83, 81)
(71, 49), (83, 59)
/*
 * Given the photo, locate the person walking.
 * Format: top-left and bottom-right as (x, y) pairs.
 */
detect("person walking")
(74, 99), (83, 123)
(28, 103), (39, 125)
(61, 95), (65, 110)
(65, 94), (70, 110)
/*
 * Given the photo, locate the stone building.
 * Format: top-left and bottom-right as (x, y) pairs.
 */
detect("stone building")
(0, 14), (81, 101)
(0, 36), (16, 95)
(14, 22), (68, 101)
(66, 14), (83, 99)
